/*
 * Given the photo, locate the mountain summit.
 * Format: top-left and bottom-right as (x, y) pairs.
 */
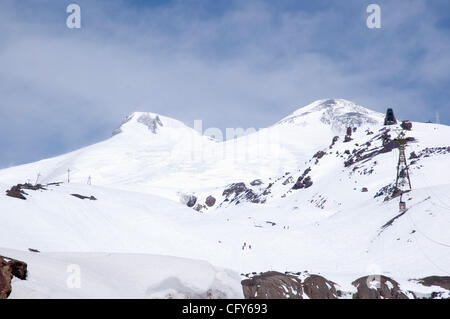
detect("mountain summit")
(112, 111), (188, 136)
(278, 99), (383, 133)
(0, 99), (439, 199)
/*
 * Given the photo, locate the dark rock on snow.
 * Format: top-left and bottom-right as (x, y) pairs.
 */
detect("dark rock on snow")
(184, 195), (197, 208)
(0, 258), (12, 299)
(352, 275), (408, 299)
(409, 151), (419, 159)
(205, 195), (216, 207)
(71, 194), (97, 201)
(241, 271), (339, 299)
(313, 151), (326, 159)
(417, 276), (450, 291)
(0, 256), (28, 299)
(6, 183), (48, 200)
(250, 179), (263, 186)
(401, 120), (412, 131)
(222, 183), (248, 198)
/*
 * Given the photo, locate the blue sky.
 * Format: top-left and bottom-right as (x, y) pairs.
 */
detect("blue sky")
(0, 0), (449, 168)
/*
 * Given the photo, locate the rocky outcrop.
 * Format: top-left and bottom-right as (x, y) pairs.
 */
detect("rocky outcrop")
(250, 179), (263, 186)
(6, 183), (47, 200)
(0, 258), (13, 299)
(222, 183), (248, 198)
(6, 185), (27, 200)
(180, 194), (197, 208)
(416, 276), (450, 298)
(137, 114), (163, 133)
(409, 151), (419, 159)
(282, 176), (294, 185)
(0, 256), (28, 299)
(71, 194), (97, 200)
(292, 175), (313, 190)
(313, 151), (326, 159)
(343, 127), (353, 143)
(222, 183), (262, 205)
(330, 136), (339, 148)
(242, 271), (303, 299)
(343, 128), (415, 169)
(291, 168), (312, 190)
(205, 196), (216, 207)
(303, 275), (339, 299)
(241, 271), (339, 299)
(241, 272), (450, 299)
(7, 259), (28, 280)
(401, 120), (412, 131)
(418, 276), (450, 291)
(352, 275), (409, 299)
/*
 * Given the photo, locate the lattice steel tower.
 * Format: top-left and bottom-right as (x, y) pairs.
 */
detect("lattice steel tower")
(395, 131), (412, 212)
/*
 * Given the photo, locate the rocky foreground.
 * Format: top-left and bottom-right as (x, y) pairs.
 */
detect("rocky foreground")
(241, 271), (450, 299)
(1, 255), (449, 299)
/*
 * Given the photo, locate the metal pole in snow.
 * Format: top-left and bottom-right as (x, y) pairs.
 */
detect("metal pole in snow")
(35, 173), (41, 186)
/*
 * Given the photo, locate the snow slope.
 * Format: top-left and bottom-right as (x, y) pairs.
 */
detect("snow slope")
(2, 248), (243, 299)
(0, 99), (384, 201)
(1, 98), (449, 298)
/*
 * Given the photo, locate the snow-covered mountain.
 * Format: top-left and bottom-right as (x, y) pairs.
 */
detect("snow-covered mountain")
(1, 98), (449, 298)
(0, 99), (384, 200)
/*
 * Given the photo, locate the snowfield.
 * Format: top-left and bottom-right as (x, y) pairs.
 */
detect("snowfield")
(1, 99), (449, 298)
(2, 248), (243, 299)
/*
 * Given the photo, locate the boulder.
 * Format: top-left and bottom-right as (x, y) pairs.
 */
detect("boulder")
(242, 271), (303, 299)
(193, 204), (206, 212)
(186, 195), (197, 208)
(352, 275), (409, 299)
(7, 259), (27, 280)
(417, 276), (450, 291)
(0, 258), (13, 299)
(6, 185), (27, 200)
(330, 136), (339, 147)
(250, 179), (263, 186)
(303, 275), (339, 299)
(241, 271), (339, 299)
(0, 255), (28, 281)
(71, 194), (97, 200)
(401, 120), (412, 131)
(205, 196), (216, 207)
